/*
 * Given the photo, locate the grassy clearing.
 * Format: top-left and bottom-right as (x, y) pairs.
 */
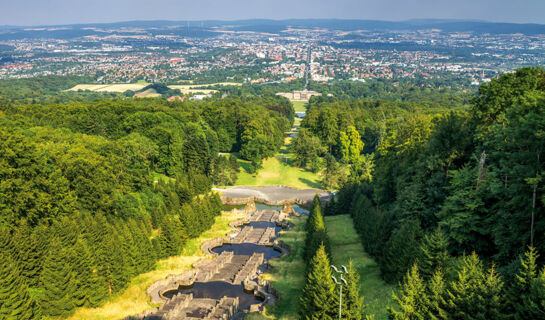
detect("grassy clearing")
(134, 88), (161, 98)
(235, 156), (321, 189)
(324, 215), (394, 320)
(67, 212), (245, 320)
(291, 101), (307, 113)
(260, 216), (307, 319)
(67, 84), (148, 92)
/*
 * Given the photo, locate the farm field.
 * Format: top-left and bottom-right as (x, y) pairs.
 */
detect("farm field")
(67, 82), (242, 94)
(68, 83), (148, 92)
(134, 88), (161, 98)
(66, 212), (245, 320)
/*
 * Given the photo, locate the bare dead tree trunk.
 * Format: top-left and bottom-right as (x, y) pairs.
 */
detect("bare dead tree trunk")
(477, 151), (487, 186)
(531, 183), (537, 247)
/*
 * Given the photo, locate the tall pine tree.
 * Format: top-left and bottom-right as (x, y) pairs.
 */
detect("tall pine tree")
(0, 251), (40, 320)
(39, 239), (77, 317)
(444, 253), (504, 320)
(337, 260), (367, 320)
(300, 244), (337, 320)
(418, 227), (449, 280)
(389, 263), (430, 320)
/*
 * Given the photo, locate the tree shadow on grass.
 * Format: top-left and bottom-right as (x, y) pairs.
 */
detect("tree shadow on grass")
(238, 159), (256, 175)
(298, 177), (322, 189)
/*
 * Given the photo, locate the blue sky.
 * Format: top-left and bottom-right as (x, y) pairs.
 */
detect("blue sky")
(3, 0), (545, 26)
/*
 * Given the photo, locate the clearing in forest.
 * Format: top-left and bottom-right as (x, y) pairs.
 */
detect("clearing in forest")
(324, 215), (394, 320)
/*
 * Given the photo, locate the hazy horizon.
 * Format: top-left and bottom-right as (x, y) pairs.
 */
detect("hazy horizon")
(3, 0), (545, 27)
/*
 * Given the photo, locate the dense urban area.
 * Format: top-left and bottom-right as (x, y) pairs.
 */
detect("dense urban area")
(1, 20), (545, 86)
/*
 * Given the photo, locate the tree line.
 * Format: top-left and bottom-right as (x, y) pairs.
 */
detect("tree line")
(322, 67), (545, 317)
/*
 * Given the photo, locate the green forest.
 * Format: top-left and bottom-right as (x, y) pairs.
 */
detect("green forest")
(0, 91), (292, 318)
(309, 66), (545, 318)
(1, 66), (545, 319)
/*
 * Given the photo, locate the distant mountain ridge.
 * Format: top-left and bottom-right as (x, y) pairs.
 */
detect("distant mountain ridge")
(1, 19), (545, 38)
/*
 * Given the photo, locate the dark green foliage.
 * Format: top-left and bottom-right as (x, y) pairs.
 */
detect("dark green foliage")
(0, 95), (252, 316)
(381, 219), (423, 283)
(300, 244), (337, 320)
(304, 195), (331, 262)
(311, 67), (545, 318)
(418, 228), (450, 280)
(389, 264), (430, 320)
(338, 260), (366, 320)
(507, 247), (545, 319)
(0, 251), (40, 320)
(444, 253), (504, 320)
(39, 240), (77, 317)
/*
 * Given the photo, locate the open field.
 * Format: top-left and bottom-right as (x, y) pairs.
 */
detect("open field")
(235, 155), (321, 189)
(67, 212), (245, 320)
(324, 215), (394, 320)
(291, 101), (307, 113)
(166, 86), (218, 95)
(67, 83), (148, 92)
(260, 216), (307, 319)
(67, 82), (241, 94)
(134, 88), (161, 98)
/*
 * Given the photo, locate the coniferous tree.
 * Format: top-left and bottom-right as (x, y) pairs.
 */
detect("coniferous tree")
(427, 269), (448, 320)
(418, 227), (449, 280)
(304, 202), (330, 262)
(39, 239), (77, 317)
(337, 260), (367, 320)
(389, 263), (430, 320)
(524, 268), (545, 318)
(0, 251), (41, 320)
(12, 221), (47, 287)
(382, 219), (423, 282)
(444, 253), (504, 320)
(300, 244), (337, 320)
(72, 239), (107, 308)
(507, 247), (545, 319)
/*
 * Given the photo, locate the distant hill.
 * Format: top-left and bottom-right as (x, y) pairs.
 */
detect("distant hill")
(1, 19), (545, 40)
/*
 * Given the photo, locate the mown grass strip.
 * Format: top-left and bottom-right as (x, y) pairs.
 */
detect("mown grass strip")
(324, 215), (394, 320)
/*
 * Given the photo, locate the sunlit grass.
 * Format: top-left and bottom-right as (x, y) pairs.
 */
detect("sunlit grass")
(235, 156), (321, 189)
(67, 212), (244, 320)
(291, 101), (308, 113)
(260, 216), (307, 319)
(324, 215), (394, 320)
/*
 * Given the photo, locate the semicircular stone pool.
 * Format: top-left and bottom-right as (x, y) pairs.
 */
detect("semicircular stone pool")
(164, 281), (263, 311)
(211, 243), (282, 260)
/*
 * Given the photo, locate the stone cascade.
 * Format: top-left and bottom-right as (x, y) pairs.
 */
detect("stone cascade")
(140, 205), (296, 320)
(195, 251), (235, 282)
(258, 228), (276, 245)
(232, 253), (265, 284)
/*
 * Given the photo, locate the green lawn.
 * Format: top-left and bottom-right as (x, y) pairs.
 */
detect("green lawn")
(292, 101), (308, 113)
(261, 216), (307, 319)
(235, 155), (321, 189)
(324, 215), (394, 320)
